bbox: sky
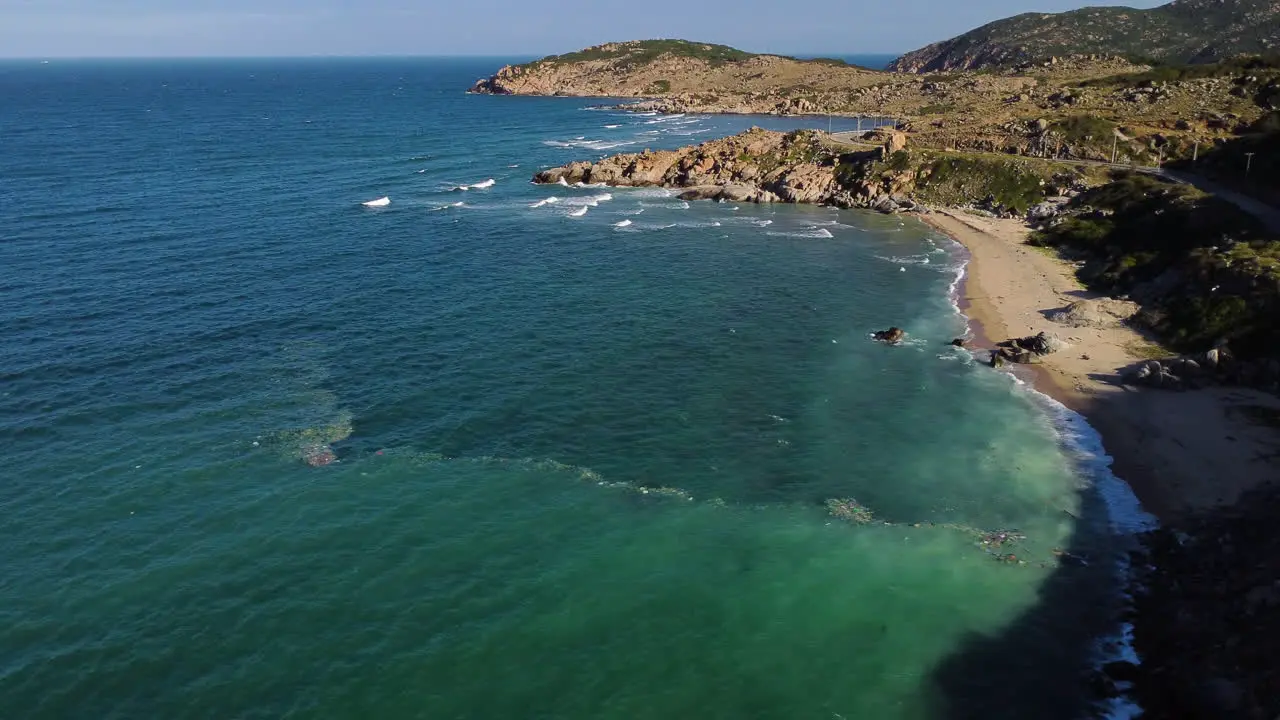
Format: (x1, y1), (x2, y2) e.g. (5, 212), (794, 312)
(1, 0), (1168, 58)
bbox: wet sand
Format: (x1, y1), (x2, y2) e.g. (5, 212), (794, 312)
(923, 209), (1280, 520)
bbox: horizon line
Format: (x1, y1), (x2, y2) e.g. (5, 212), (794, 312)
(0, 50), (904, 62)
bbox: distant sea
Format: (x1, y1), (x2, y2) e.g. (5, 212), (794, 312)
(1, 58), (1146, 719)
(799, 53), (901, 69)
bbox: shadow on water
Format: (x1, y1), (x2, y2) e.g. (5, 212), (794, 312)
(928, 474), (1126, 720)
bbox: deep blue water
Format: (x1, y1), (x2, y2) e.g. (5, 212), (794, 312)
(1, 58), (1140, 719)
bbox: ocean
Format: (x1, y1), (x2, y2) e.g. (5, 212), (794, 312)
(1, 58), (1147, 719)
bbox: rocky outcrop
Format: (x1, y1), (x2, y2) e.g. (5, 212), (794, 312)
(872, 327), (906, 344)
(1046, 299), (1139, 329)
(533, 128), (899, 210)
(533, 127), (1089, 217)
(1122, 346), (1280, 391)
(991, 331), (1067, 365)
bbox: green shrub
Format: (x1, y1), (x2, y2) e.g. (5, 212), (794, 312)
(1033, 174), (1280, 354)
(1052, 115), (1117, 143)
(647, 79), (671, 94)
(537, 40), (756, 69)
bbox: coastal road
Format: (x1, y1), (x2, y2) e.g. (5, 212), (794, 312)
(823, 131), (1280, 233)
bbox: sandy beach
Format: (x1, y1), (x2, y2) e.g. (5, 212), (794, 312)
(923, 209), (1280, 520)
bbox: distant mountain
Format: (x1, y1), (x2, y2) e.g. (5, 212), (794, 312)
(889, 0), (1280, 73)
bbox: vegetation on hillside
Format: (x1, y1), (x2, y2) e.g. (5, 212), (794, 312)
(530, 40), (873, 72)
(889, 0), (1280, 73)
(1030, 173), (1280, 354)
(537, 40), (757, 69)
(1078, 54), (1280, 88)
(1168, 111), (1280, 198)
(833, 148), (1094, 216)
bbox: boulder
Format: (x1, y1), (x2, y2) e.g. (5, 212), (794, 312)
(883, 130), (908, 155)
(872, 195), (900, 214)
(872, 327), (906, 344)
(678, 185), (726, 201)
(1046, 299), (1138, 329)
(717, 183), (759, 203)
(770, 164), (837, 204)
(999, 331), (1066, 356)
(1028, 201), (1062, 222)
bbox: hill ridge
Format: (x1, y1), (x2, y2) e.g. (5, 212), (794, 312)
(889, 0), (1280, 73)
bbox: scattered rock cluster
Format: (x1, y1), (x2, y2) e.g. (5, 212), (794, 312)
(990, 331), (1068, 366)
(1123, 346), (1280, 391)
(1045, 298), (1139, 329)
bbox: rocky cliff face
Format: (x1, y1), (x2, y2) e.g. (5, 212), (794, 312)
(889, 0), (1280, 73)
(532, 128), (852, 205)
(531, 127), (1081, 216)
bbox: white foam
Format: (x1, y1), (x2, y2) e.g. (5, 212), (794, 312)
(619, 188), (673, 199)
(362, 196), (390, 208)
(878, 253), (932, 265)
(430, 201), (464, 211)
(613, 219), (633, 227)
(452, 178), (494, 191)
(568, 206), (588, 217)
(645, 114), (686, 124)
(766, 228), (833, 239)
(545, 138), (640, 151)
(563, 194), (611, 208)
(939, 224), (1155, 715)
(604, 124), (621, 129)
(556, 177), (570, 187)
(530, 197), (560, 208)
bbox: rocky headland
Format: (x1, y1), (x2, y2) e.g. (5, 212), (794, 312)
(472, 40), (1280, 172)
(532, 127), (1097, 216)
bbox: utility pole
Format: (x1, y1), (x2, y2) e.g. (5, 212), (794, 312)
(1111, 134), (1118, 164)
(1192, 141), (1199, 163)
(828, 110), (832, 135)
(856, 116), (861, 133)
(1246, 152), (1256, 176)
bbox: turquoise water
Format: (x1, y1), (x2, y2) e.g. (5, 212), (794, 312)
(2, 59), (1137, 718)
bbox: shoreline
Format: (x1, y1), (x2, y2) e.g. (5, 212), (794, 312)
(470, 91), (896, 121)
(921, 209), (1280, 523)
